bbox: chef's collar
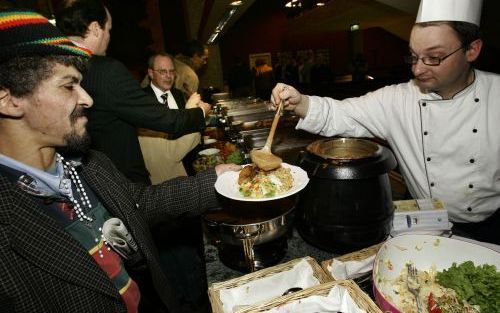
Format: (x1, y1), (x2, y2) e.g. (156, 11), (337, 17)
(425, 69), (477, 101)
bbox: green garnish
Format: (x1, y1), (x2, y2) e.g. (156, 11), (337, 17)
(436, 261), (500, 313)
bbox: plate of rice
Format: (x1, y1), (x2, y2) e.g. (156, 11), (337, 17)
(215, 163), (309, 201)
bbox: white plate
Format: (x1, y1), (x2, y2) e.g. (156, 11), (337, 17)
(215, 163), (309, 202)
(373, 234), (500, 313)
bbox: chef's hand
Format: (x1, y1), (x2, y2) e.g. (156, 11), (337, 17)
(270, 83), (309, 118)
(215, 163), (242, 176)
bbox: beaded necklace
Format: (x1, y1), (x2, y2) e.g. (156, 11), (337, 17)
(56, 153), (109, 258)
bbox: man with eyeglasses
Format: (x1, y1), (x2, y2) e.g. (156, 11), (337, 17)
(56, 0), (210, 184)
(140, 52), (202, 181)
(139, 52), (210, 313)
(145, 53), (189, 111)
(270, 0), (500, 245)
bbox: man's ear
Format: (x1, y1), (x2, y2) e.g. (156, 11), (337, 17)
(88, 21), (102, 38)
(147, 68), (154, 80)
(466, 39), (483, 63)
(0, 89), (24, 117)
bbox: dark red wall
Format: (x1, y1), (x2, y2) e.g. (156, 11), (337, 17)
(220, 0), (289, 70)
(220, 2), (410, 82)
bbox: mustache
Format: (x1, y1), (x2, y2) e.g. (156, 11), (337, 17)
(69, 107), (88, 123)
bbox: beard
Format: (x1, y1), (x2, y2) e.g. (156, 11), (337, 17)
(57, 107), (92, 156)
(60, 129), (91, 155)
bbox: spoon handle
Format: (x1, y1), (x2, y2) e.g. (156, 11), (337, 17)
(263, 100), (284, 150)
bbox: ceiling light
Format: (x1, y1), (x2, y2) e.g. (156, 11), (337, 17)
(207, 32), (220, 44)
(230, 0), (243, 6)
(286, 0), (302, 7)
(207, 6), (239, 44)
(316, 2), (325, 6)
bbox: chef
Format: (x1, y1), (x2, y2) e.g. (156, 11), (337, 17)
(271, 0), (500, 245)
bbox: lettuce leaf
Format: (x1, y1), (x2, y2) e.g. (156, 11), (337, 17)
(436, 261), (500, 313)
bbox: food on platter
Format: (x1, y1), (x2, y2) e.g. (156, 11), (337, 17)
(192, 148), (223, 172)
(225, 149), (245, 165)
(214, 163), (309, 202)
(373, 235), (500, 313)
(237, 164), (293, 198)
(391, 261), (499, 313)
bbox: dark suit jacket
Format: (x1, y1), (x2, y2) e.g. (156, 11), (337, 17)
(82, 56), (205, 184)
(142, 84), (200, 172)
(0, 150), (219, 312)
(143, 85), (187, 109)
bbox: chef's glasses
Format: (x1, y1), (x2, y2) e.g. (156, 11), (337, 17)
(404, 46), (464, 66)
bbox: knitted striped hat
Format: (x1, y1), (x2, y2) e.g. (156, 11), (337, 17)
(0, 9), (91, 62)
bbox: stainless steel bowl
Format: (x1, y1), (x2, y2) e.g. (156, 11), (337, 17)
(204, 197), (296, 246)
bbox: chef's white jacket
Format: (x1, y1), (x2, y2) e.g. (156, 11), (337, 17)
(297, 69), (500, 223)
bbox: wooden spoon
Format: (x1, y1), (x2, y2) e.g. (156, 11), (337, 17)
(250, 100), (284, 171)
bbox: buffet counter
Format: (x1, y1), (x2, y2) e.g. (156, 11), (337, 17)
(202, 96), (403, 290)
(203, 96), (500, 313)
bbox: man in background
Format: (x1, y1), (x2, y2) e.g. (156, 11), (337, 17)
(144, 53), (190, 111)
(253, 58), (276, 100)
(140, 52), (201, 180)
(56, 0), (210, 184)
(139, 52), (210, 313)
(227, 56), (253, 97)
(174, 39), (209, 97)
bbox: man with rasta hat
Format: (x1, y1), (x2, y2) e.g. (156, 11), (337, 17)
(0, 9), (239, 313)
(271, 0), (500, 245)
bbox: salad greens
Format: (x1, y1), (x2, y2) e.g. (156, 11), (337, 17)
(436, 261), (500, 313)
(226, 150), (244, 165)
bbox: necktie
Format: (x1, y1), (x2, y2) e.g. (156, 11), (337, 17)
(161, 93), (169, 107)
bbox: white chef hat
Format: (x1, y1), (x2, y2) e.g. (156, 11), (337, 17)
(416, 0), (483, 26)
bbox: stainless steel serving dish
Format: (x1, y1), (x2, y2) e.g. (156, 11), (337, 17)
(204, 198), (296, 246)
(203, 196), (297, 272)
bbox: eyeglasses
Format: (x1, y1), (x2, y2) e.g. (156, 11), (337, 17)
(152, 69), (176, 75)
(404, 46), (464, 66)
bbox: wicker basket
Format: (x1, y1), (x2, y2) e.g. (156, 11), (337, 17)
(208, 256), (331, 313)
(321, 243), (383, 299)
(321, 243), (383, 279)
(235, 279), (382, 313)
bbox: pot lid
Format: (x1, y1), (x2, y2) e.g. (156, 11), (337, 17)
(300, 138), (397, 179)
(306, 138), (380, 160)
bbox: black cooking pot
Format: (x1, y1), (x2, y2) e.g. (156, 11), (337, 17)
(297, 138), (397, 253)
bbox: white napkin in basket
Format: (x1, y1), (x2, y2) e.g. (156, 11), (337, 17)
(263, 285), (366, 313)
(219, 259), (320, 313)
(327, 255), (375, 280)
